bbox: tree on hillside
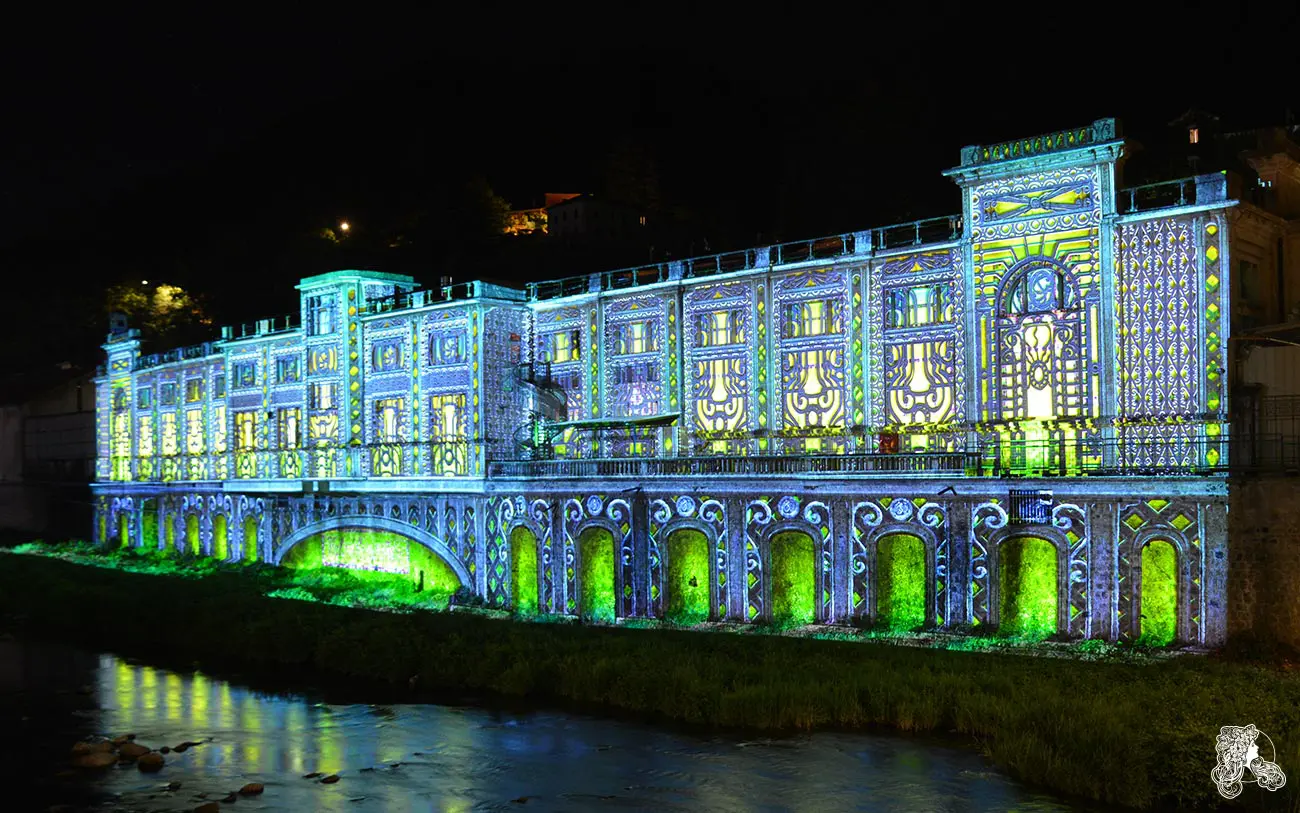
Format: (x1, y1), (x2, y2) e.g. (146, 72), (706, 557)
(105, 281), (213, 347)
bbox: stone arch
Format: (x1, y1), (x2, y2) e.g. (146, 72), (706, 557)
(574, 518), (621, 623)
(761, 519), (822, 626)
(987, 525), (1072, 637)
(272, 516), (472, 587)
(1121, 527), (1193, 645)
(109, 497), (134, 548)
(237, 497), (265, 562)
(867, 523), (939, 630)
(506, 520), (541, 616)
(660, 519), (717, 624)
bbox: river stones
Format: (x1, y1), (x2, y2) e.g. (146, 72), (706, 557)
(195, 803), (220, 813)
(72, 751), (118, 769)
(119, 742), (150, 760)
(303, 771), (322, 779)
(70, 739), (113, 756)
(321, 774), (340, 784)
(239, 782), (264, 795)
(137, 752), (165, 772)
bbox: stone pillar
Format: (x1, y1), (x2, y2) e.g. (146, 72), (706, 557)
(474, 496), (488, 599)
(632, 491), (650, 618)
(550, 498), (565, 615)
(727, 496), (747, 622)
(946, 498), (972, 628)
(1202, 499), (1229, 648)
(1089, 502), (1117, 641)
(831, 498), (851, 624)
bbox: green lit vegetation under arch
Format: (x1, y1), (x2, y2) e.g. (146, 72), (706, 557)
(510, 525), (538, 617)
(1140, 539), (1178, 646)
(242, 516), (258, 562)
(665, 528), (710, 625)
(999, 536), (1058, 639)
(185, 514), (199, 555)
(770, 530), (816, 627)
(877, 533), (926, 631)
(279, 527), (462, 593)
(212, 514), (228, 561)
(578, 526), (617, 623)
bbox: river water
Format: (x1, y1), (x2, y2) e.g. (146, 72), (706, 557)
(0, 637), (1096, 812)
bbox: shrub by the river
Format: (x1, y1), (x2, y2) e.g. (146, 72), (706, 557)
(3, 543), (1300, 810)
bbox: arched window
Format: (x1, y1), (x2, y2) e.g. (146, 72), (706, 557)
(1003, 264), (1076, 316)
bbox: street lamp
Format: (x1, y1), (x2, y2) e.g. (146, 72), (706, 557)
(340, 221), (350, 233)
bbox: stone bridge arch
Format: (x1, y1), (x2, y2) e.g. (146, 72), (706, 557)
(986, 524), (1074, 637)
(272, 515), (472, 588)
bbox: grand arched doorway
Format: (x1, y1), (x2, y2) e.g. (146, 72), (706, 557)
(242, 515), (259, 562)
(185, 513), (200, 556)
(1139, 539), (1178, 646)
(998, 536), (1058, 638)
(665, 528), (710, 625)
(770, 530), (816, 627)
(877, 533), (926, 631)
(577, 526), (616, 623)
(510, 525), (539, 616)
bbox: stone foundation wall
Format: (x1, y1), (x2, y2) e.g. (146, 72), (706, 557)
(1228, 476), (1300, 652)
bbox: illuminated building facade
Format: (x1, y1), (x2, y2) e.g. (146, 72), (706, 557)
(94, 119), (1266, 647)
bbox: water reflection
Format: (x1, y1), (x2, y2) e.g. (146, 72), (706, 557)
(5, 639), (1096, 811)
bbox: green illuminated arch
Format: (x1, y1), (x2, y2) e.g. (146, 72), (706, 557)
(141, 501), (158, 549)
(998, 536), (1058, 638)
(164, 513), (177, 553)
(117, 511), (129, 548)
(279, 526), (462, 592)
(665, 527), (710, 625)
(212, 514), (228, 561)
(578, 525), (617, 623)
(1139, 539), (1178, 646)
(243, 515), (259, 562)
(770, 530), (816, 627)
(510, 524), (539, 616)
(877, 533), (926, 631)
(185, 513), (199, 555)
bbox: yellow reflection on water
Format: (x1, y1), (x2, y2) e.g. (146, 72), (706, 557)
(165, 672), (183, 725)
(140, 666), (157, 717)
(285, 702), (308, 774)
(241, 692), (263, 772)
(191, 672), (208, 729)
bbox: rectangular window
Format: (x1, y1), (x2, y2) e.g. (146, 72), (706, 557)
(185, 378), (204, 403)
(160, 382), (177, 406)
(887, 285), (949, 329)
(275, 355), (301, 384)
(137, 387), (153, 410)
(429, 332), (465, 365)
(305, 294), (337, 336)
(784, 299), (840, 339)
(213, 375), (226, 398)
(372, 339), (403, 372)
(233, 361), (256, 388)
(374, 398), (402, 442)
(310, 382), (337, 410)
(160, 412), (178, 455)
(277, 408), (301, 449)
(696, 310), (744, 347)
(613, 320), (657, 355)
(235, 411), (257, 451)
(428, 394), (465, 439)
(547, 329), (581, 363)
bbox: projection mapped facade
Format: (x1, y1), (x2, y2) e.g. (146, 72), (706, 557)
(93, 119), (1241, 646)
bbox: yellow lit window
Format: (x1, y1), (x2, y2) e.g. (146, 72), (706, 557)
(278, 408), (300, 449)
(375, 398), (401, 442)
(185, 379), (204, 403)
(235, 411), (257, 451)
(1189, 127), (1199, 144)
(549, 330), (580, 363)
(310, 383), (336, 410)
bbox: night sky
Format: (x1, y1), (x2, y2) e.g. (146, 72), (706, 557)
(2, 11), (1298, 372)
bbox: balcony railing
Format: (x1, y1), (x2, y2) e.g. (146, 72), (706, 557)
(489, 451), (981, 479)
(525, 216), (964, 301)
(1119, 173), (1229, 215)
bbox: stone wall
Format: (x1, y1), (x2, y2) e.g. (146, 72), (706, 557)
(1228, 476), (1300, 652)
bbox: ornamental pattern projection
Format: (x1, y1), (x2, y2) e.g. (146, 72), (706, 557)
(869, 248), (966, 450)
(1113, 213), (1229, 469)
(744, 496), (833, 623)
(773, 269), (850, 454)
(850, 497), (949, 624)
(684, 282), (755, 455)
(561, 494), (635, 617)
(490, 496), (556, 612)
(647, 495), (728, 619)
(603, 295), (669, 456)
(1115, 498), (1207, 644)
(970, 500), (1091, 638)
(970, 167), (1105, 472)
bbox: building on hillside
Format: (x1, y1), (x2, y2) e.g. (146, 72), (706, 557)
(90, 118), (1300, 650)
(503, 193), (582, 237)
(546, 194), (646, 243)
(0, 365), (96, 537)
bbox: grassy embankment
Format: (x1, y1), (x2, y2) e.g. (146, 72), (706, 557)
(2, 542), (1299, 811)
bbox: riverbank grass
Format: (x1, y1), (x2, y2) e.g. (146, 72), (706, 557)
(3, 542), (1300, 810)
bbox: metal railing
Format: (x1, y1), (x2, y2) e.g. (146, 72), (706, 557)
(135, 342), (219, 371)
(1119, 173), (1229, 215)
(525, 215), (963, 301)
(983, 434), (1300, 477)
(489, 451), (981, 479)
